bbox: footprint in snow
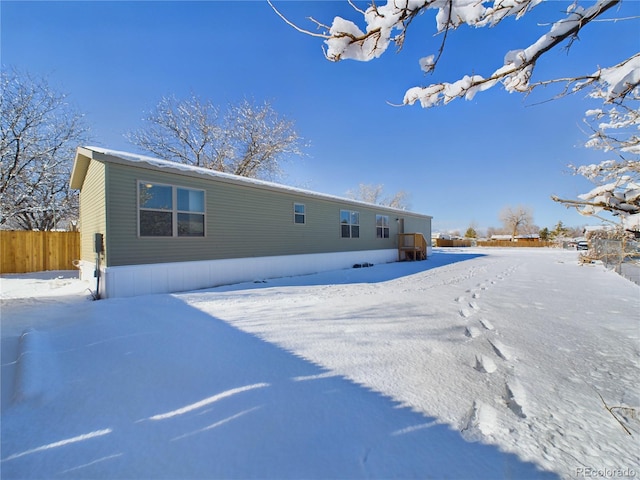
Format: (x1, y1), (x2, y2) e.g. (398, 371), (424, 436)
(460, 308), (472, 318)
(469, 301), (480, 310)
(455, 296), (465, 303)
(489, 339), (514, 361)
(465, 326), (481, 338)
(479, 319), (494, 331)
(461, 401), (502, 441)
(474, 354), (497, 374)
(472, 292), (481, 299)
(504, 379), (527, 419)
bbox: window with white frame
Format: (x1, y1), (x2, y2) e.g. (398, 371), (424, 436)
(139, 181), (205, 237)
(376, 214), (390, 238)
(340, 209), (359, 238)
(294, 203), (306, 224)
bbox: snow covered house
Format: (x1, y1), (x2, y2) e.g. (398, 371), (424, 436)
(70, 147), (432, 298)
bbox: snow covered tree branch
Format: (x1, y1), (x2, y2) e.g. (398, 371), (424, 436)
(0, 68), (89, 230)
(127, 96), (306, 181)
(552, 86), (639, 232)
(270, 1), (639, 232)
(271, 0), (638, 107)
(551, 159), (640, 230)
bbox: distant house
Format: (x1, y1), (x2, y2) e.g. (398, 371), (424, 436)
(432, 233), (451, 241)
(490, 235), (513, 241)
(70, 147), (432, 298)
(583, 225), (614, 235)
(515, 234), (540, 241)
(490, 234), (540, 242)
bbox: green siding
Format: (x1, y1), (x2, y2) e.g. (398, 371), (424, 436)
(403, 216), (432, 243)
(100, 161), (431, 267)
(79, 160), (107, 263)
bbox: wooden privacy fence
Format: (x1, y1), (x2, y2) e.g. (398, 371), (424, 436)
(435, 239), (554, 248)
(477, 240), (553, 248)
(435, 239), (474, 247)
(0, 230), (80, 274)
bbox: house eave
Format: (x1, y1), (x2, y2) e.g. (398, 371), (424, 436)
(69, 147), (96, 190)
(76, 146), (433, 219)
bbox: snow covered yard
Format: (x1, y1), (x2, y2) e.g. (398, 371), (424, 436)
(1, 248), (638, 479)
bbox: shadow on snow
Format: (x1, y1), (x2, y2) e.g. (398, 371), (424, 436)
(204, 250), (487, 293)
(1, 293), (555, 479)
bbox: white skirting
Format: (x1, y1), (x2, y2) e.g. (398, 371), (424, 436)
(78, 249), (399, 299)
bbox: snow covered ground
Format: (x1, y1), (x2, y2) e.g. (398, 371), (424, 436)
(1, 248), (638, 479)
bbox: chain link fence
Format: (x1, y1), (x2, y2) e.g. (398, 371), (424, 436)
(589, 238), (640, 285)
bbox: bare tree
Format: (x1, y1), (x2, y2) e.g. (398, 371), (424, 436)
(127, 95), (306, 181)
(1, 68), (89, 230)
(346, 183), (410, 209)
(270, 0), (637, 108)
(500, 206), (534, 238)
(224, 99), (306, 179)
(126, 95), (226, 170)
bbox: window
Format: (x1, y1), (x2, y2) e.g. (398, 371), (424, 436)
(340, 210), (359, 238)
(177, 187), (205, 236)
(376, 214), (390, 238)
(139, 184), (173, 236)
(294, 203), (306, 224)
(139, 182), (205, 237)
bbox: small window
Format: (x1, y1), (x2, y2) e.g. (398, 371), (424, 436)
(376, 214), (390, 239)
(139, 182), (205, 237)
(340, 209), (359, 238)
(294, 203), (306, 224)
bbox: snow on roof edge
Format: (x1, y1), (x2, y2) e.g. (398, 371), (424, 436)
(83, 146), (432, 218)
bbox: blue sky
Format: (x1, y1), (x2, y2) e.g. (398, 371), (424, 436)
(2, 1), (639, 234)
